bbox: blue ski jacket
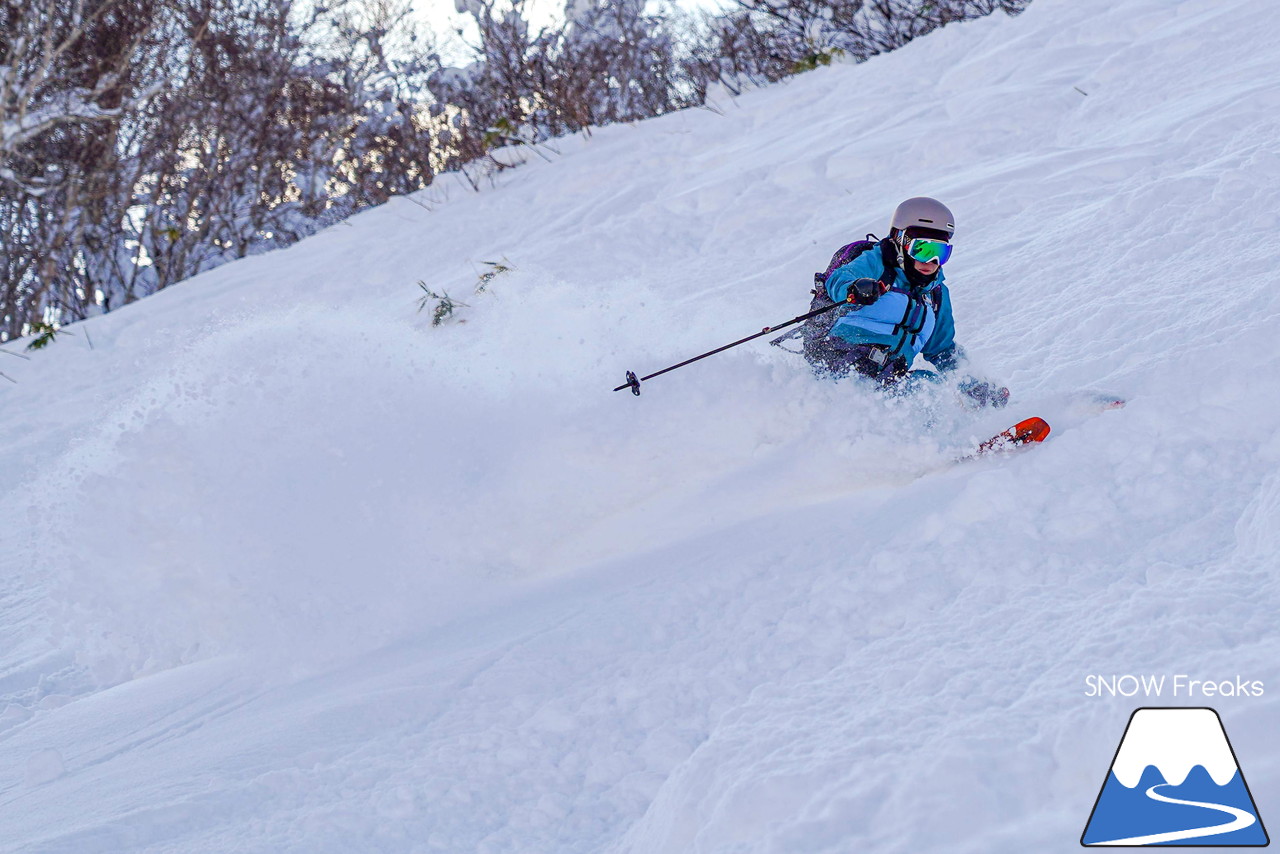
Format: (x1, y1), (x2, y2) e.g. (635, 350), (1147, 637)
(824, 247), (958, 369)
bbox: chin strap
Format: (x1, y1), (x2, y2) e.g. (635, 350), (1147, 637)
(885, 230), (906, 270)
(880, 235), (902, 275)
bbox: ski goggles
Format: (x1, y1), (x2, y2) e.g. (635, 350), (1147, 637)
(905, 237), (952, 266)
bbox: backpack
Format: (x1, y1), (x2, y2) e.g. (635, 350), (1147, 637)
(798, 235), (891, 362)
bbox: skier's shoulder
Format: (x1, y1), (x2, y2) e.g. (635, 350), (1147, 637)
(833, 243), (884, 278)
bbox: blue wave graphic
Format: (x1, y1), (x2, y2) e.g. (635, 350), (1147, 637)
(1083, 764), (1268, 846)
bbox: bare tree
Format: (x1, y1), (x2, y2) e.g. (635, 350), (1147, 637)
(0, 0), (164, 338)
(0, 0), (1031, 344)
(2, 0), (445, 339)
(684, 0), (1029, 90)
(0, 0), (159, 190)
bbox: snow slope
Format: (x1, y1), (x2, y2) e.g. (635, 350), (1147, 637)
(3, 0), (1280, 850)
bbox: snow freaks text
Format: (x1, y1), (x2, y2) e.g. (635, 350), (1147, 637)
(1084, 675), (1265, 699)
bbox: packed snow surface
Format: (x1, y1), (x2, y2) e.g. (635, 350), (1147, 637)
(3, 0), (1280, 850)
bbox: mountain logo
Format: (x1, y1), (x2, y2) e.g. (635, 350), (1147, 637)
(1082, 707), (1269, 847)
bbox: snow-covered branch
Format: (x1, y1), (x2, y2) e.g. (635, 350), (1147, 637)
(0, 0), (160, 188)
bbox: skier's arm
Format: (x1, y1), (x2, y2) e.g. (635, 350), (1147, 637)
(824, 252), (881, 304)
(922, 286), (960, 372)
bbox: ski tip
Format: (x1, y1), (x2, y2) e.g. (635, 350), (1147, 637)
(969, 416), (1052, 458)
(1013, 416), (1052, 444)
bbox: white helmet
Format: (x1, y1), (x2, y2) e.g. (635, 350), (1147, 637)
(890, 197), (955, 241)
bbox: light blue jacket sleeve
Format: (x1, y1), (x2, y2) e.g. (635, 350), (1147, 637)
(824, 250), (884, 304)
(922, 285), (959, 371)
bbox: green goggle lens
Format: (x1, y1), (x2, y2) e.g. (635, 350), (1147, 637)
(906, 238), (952, 265)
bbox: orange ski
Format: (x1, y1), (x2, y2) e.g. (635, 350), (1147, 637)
(973, 416), (1051, 456)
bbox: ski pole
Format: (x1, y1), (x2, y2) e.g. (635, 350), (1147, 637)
(614, 298), (850, 395)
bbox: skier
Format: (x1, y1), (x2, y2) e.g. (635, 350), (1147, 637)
(808, 197), (1008, 407)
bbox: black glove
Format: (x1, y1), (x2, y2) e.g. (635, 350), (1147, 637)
(847, 277), (884, 306)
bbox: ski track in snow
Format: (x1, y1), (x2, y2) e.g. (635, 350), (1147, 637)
(3, 0), (1280, 850)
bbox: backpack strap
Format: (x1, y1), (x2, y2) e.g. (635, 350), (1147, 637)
(884, 283), (944, 356)
(874, 236), (898, 295)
